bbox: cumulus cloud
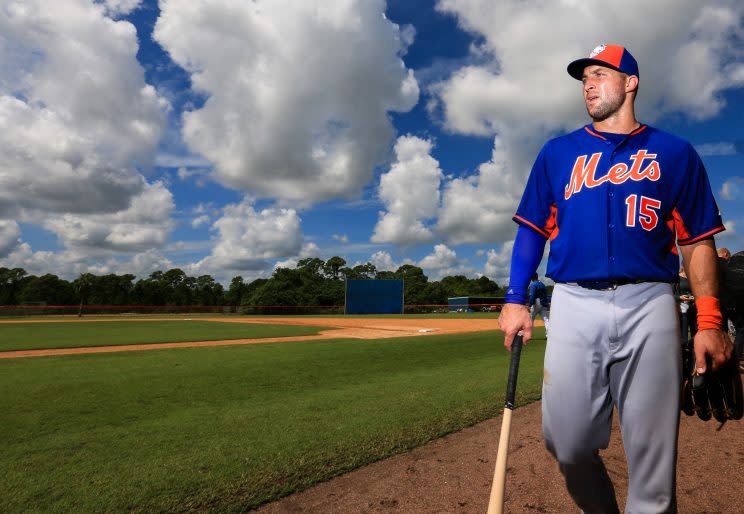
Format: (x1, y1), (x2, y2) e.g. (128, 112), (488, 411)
(437, 135), (524, 244)
(0, 1), (169, 217)
(417, 243), (472, 280)
(430, 0), (744, 244)
(41, 182), (175, 253)
(273, 243), (322, 270)
(192, 215), (210, 229)
(0, 243), (172, 280)
(370, 250), (397, 272)
(720, 178), (744, 200)
(372, 135), (443, 245)
(154, 0), (419, 203)
(0, 0), (173, 271)
(101, 0), (142, 16)
(696, 142), (738, 156)
(483, 239), (550, 286)
(483, 243), (514, 286)
(0, 220), (21, 257)
(189, 198), (305, 275)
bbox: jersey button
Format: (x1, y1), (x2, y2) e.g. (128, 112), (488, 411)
(609, 224), (615, 228)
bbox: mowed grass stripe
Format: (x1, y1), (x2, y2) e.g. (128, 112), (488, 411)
(0, 329), (546, 513)
(0, 320), (331, 352)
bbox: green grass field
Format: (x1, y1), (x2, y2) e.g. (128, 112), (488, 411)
(0, 320), (332, 351)
(0, 323), (546, 512)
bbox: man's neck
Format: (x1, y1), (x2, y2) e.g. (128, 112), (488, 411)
(591, 104), (639, 134)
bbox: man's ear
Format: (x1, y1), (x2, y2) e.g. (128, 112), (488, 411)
(626, 75), (639, 94)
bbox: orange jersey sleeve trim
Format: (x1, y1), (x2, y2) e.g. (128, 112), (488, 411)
(677, 225), (725, 246)
(513, 215), (550, 239)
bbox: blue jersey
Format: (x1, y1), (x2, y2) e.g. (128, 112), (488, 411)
(529, 280), (549, 306)
(514, 124), (724, 283)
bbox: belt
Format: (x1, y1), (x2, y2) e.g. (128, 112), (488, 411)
(572, 279), (647, 290)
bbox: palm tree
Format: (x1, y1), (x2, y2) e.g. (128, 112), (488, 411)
(73, 273), (95, 317)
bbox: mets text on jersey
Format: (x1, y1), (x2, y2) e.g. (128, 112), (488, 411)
(564, 150), (660, 200)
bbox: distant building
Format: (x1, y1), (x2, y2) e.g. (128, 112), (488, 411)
(447, 296), (505, 313)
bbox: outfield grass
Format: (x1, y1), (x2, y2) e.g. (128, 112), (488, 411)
(0, 320), (332, 351)
(0, 328), (545, 512)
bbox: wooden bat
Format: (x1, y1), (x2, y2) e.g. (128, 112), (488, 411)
(487, 334), (524, 514)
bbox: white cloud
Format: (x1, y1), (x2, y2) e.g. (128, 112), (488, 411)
(0, 0), (173, 267)
(723, 220), (736, 235)
(370, 250), (396, 272)
(417, 243), (472, 280)
(436, 135), (524, 244)
(0, 243), (176, 280)
(0, 1), (169, 215)
(332, 234), (349, 244)
(189, 198), (305, 275)
(0, 220), (21, 257)
(191, 215), (210, 229)
(484, 243), (514, 286)
(101, 0), (142, 16)
(720, 178), (744, 200)
(273, 242), (322, 270)
(696, 142), (738, 156)
(41, 182), (175, 253)
(154, 0), (419, 203)
(430, 0), (744, 244)
(372, 135), (443, 245)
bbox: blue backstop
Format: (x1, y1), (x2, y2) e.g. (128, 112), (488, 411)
(345, 279), (404, 314)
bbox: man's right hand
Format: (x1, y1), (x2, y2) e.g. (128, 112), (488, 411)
(498, 303), (533, 351)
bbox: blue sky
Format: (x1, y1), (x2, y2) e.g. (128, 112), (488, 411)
(1, 0), (743, 285)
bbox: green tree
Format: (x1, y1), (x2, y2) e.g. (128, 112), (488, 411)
(394, 265), (428, 305)
(226, 276), (246, 306)
(73, 273), (95, 317)
(0, 267), (28, 304)
(323, 256), (346, 280)
(18, 274), (75, 305)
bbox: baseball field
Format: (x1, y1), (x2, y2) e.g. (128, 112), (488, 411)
(0, 314), (547, 512)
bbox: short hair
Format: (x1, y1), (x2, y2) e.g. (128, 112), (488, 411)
(531, 273), (538, 281)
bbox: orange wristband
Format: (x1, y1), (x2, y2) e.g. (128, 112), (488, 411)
(695, 296), (722, 331)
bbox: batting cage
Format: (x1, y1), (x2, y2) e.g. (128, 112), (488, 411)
(344, 279), (404, 314)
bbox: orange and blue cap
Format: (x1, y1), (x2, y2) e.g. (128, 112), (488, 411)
(567, 44), (639, 80)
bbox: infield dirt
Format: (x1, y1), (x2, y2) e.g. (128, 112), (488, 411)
(0, 316), (515, 358)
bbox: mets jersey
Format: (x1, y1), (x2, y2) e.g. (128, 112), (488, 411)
(529, 280), (549, 307)
(514, 124), (724, 283)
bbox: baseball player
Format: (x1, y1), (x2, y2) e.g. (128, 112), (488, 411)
(498, 44), (733, 513)
(528, 273), (550, 335)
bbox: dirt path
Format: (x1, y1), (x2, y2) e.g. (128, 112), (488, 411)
(255, 399), (744, 514)
(0, 317), (511, 359)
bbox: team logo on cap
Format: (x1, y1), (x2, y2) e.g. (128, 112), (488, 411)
(589, 44), (606, 57)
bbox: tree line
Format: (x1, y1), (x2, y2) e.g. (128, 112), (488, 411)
(0, 257), (502, 310)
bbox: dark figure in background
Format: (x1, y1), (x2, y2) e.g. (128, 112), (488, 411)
(678, 267), (696, 344)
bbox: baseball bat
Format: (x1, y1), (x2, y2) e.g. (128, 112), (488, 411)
(487, 334), (524, 514)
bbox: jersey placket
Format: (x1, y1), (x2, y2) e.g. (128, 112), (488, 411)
(605, 135), (632, 278)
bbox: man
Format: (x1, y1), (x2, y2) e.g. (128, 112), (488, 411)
(498, 44), (732, 513)
(716, 247), (736, 339)
(528, 273), (550, 336)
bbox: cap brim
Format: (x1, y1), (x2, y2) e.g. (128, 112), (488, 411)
(567, 58), (624, 80)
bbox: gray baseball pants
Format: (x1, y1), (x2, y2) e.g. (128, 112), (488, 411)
(542, 282), (680, 514)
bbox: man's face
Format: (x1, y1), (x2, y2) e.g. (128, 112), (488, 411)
(581, 65), (629, 121)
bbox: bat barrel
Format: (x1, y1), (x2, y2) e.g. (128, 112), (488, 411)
(487, 334), (524, 514)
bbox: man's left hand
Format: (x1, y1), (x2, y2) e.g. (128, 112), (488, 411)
(693, 328), (733, 374)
